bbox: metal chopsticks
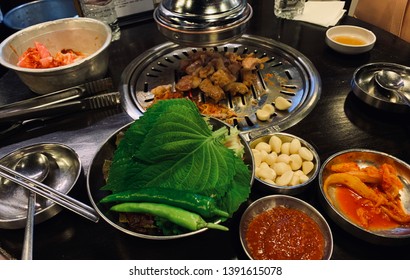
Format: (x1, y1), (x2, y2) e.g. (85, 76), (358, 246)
(0, 164), (99, 223)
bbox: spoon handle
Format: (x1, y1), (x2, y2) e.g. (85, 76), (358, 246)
(21, 192), (36, 260)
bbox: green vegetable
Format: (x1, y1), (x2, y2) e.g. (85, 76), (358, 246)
(102, 99), (251, 215)
(110, 202), (229, 232)
(101, 99), (251, 233)
(100, 187), (230, 218)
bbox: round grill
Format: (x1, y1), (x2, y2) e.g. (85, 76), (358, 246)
(120, 34), (321, 136)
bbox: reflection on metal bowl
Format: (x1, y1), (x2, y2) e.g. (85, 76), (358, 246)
(319, 149), (410, 245)
(3, 0), (78, 30)
(0, 18), (111, 94)
(87, 118), (254, 240)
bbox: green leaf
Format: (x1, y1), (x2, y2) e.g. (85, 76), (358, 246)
(102, 98), (251, 216)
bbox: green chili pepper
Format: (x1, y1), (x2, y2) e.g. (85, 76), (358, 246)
(110, 202), (229, 232)
(100, 187), (229, 218)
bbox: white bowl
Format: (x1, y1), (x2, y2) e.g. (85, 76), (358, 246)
(0, 18), (112, 94)
(326, 25), (376, 55)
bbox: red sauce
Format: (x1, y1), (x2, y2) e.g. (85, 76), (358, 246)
(335, 186), (399, 230)
(246, 207), (325, 260)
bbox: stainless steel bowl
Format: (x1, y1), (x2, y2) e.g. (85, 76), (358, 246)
(3, 0), (78, 30)
(351, 62), (410, 113)
(319, 149), (410, 245)
(249, 132), (320, 195)
(239, 195), (333, 260)
(0, 143), (82, 229)
(153, 0), (253, 46)
(87, 118), (254, 240)
(0, 17), (112, 94)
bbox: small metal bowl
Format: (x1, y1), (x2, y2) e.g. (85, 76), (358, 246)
(249, 132), (320, 195)
(3, 0), (78, 30)
(87, 118), (254, 240)
(351, 62), (410, 113)
(239, 195), (333, 260)
(0, 143), (82, 229)
(326, 25), (376, 55)
(0, 17), (111, 94)
(318, 149), (410, 245)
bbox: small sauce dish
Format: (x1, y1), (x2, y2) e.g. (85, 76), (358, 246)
(326, 25), (376, 54)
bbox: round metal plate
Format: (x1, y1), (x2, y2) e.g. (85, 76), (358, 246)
(120, 34), (321, 135)
(87, 118), (254, 240)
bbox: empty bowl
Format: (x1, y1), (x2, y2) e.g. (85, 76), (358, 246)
(326, 25), (376, 54)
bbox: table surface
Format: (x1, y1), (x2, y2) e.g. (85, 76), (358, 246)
(1, 1), (410, 260)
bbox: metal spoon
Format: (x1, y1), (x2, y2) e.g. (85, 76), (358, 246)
(15, 153), (50, 260)
(374, 70), (410, 107)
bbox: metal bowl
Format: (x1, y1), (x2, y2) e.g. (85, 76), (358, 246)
(3, 0), (78, 30)
(0, 17), (111, 94)
(249, 132), (320, 195)
(239, 195), (333, 260)
(318, 149), (410, 245)
(351, 62), (410, 113)
(153, 0), (253, 46)
(0, 143), (82, 229)
(325, 25), (376, 55)
(87, 118), (254, 240)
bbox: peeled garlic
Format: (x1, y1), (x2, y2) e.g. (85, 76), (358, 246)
(255, 142), (271, 153)
(256, 109), (270, 121)
(275, 96), (292, 110)
(269, 135), (282, 154)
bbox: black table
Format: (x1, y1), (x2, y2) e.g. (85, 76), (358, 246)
(1, 1), (410, 260)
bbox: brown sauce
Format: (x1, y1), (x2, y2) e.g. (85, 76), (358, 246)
(335, 186), (399, 230)
(332, 35), (366, 45)
(246, 206), (325, 260)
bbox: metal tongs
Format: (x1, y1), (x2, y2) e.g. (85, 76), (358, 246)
(0, 163), (100, 223)
(0, 77), (120, 123)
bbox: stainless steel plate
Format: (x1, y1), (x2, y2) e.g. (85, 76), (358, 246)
(351, 62), (410, 113)
(319, 149), (410, 245)
(87, 118), (254, 240)
(0, 143), (81, 229)
(120, 34), (321, 134)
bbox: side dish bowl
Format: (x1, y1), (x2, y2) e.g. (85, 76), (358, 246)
(326, 25), (376, 55)
(249, 132), (320, 195)
(239, 195), (333, 260)
(0, 17), (111, 94)
(319, 149), (410, 245)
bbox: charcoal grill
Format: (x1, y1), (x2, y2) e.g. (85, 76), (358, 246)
(120, 34), (321, 137)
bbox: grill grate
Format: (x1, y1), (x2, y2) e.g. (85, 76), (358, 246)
(120, 34), (321, 135)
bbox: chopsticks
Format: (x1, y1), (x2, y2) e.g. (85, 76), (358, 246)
(0, 164), (100, 223)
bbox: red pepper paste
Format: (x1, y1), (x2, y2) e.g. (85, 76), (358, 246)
(246, 206), (325, 260)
